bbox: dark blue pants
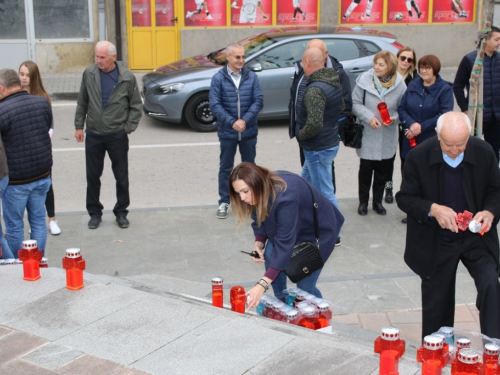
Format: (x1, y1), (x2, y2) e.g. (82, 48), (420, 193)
(483, 116), (500, 164)
(218, 137), (257, 205)
(85, 131), (129, 218)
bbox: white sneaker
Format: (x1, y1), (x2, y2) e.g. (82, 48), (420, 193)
(206, 14), (213, 20)
(216, 203), (230, 219)
(186, 11), (193, 18)
(49, 220), (61, 235)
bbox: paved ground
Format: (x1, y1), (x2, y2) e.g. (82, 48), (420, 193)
(0, 67), (486, 374)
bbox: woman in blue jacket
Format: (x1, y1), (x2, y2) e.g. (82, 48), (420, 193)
(398, 55), (454, 164)
(229, 162), (344, 309)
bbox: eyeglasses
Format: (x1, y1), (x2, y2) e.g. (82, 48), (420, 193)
(399, 55), (414, 64)
(419, 66), (432, 71)
(232, 55), (246, 60)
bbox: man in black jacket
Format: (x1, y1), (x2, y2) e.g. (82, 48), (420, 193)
(453, 26), (500, 162)
(0, 69), (52, 259)
(396, 111), (500, 341)
(289, 39), (352, 199)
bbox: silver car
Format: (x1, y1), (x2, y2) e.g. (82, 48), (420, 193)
(142, 27), (403, 132)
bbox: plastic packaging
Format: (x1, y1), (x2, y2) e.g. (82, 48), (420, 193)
(18, 240), (42, 281)
(62, 248), (86, 290)
(377, 102), (392, 124)
(417, 335), (447, 374)
(451, 348), (482, 374)
(230, 286), (246, 313)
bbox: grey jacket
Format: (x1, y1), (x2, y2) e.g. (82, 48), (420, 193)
(74, 63), (142, 135)
(352, 68), (406, 160)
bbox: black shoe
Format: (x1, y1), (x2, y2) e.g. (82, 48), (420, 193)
(88, 216), (102, 229)
(373, 203), (387, 215)
(358, 203), (368, 216)
(335, 237), (341, 247)
(116, 215), (129, 228)
(384, 188), (394, 204)
(408, 10), (413, 17)
(401, 218), (408, 224)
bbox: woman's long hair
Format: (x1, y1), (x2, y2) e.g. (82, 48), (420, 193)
(19, 60), (51, 105)
(229, 163), (287, 227)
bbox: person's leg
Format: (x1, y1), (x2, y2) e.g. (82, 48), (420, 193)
(302, 147), (339, 210)
(483, 117), (500, 164)
(365, 0), (373, 16)
(45, 183), (55, 218)
(385, 153), (396, 203)
(293, 8), (298, 18)
(3, 184), (31, 258)
(461, 237), (500, 339)
(263, 241), (288, 299)
(299, 147), (305, 167)
(105, 131), (130, 217)
(297, 268), (323, 298)
(358, 158), (373, 204)
(344, 0), (359, 17)
(26, 177), (51, 256)
(238, 137), (257, 164)
(85, 134), (106, 218)
(218, 139), (238, 205)
(373, 158), (392, 204)
(331, 160), (336, 194)
(0, 176), (13, 259)
(421, 239), (461, 338)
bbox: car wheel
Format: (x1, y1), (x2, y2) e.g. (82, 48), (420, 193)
(185, 92), (217, 132)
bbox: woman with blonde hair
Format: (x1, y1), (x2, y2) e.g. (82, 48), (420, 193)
(19, 61), (61, 235)
(229, 162), (343, 308)
(352, 50), (406, 216)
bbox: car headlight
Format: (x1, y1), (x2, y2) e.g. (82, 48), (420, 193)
(159, 83), (184, 94)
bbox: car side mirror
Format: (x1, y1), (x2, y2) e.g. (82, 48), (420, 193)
(246, 61), (263, 72)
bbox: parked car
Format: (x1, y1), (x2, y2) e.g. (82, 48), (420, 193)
(142, 26), (403, 132)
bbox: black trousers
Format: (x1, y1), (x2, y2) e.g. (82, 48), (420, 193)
(358, 158), (393, 204)
(483, 116), (500, 164)
(85, 131), (130, 218)
(421, 234), (500, 340)
(300, 147), (336, 194)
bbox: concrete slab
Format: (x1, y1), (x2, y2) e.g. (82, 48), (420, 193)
(21, 343), (83, 370)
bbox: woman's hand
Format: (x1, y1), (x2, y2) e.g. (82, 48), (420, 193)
(252, 241), (265, 263)
(405, 129), (415, 139)
(409, 122), (422, 136)
(381, 117), (394, 126)
(246, 284), (266, 309)
(369, 116), (382, 130)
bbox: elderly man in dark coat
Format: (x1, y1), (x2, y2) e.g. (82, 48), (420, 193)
(396, 111), (500, 341)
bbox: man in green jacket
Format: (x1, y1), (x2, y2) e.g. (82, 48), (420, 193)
(74, 41), (142, 229)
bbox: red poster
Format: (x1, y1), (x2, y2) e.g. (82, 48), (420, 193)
(156, 0), (175, 26)
(387, 0), (429, 24)
(276, 0), (318, 25)
(230, 0), (272, 26)
(340, 0), (384, 24)
(184, 0), (227, 26)
(432, 0), (474, 22)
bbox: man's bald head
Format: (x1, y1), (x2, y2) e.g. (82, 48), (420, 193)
(302, 47), (325, 77)
(436, 112), (471, 160)
(307, 39), (328, 63)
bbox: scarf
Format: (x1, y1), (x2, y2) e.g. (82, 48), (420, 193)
(373, 73), (396, 96)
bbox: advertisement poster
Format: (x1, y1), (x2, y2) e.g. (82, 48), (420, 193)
(432, 0), (474, 22)
(230, 0), (273, 26)
(156, 0), (175, 26)
(387, 0), (429, 24)
(340, 0), (384, 24)
(184, 0), (227, 26)
(276, 0), (318, 25)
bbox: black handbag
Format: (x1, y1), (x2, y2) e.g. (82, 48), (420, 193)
(342, 90), (365, 149)
(343, 115), (364, 149)
(284, 177), (324, 283)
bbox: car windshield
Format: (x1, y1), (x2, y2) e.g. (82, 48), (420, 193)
(209, 34), (277, 65)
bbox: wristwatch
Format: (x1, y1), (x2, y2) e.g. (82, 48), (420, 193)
(256, 279), (269, 292)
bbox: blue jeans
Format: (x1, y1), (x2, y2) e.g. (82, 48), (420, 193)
(218, 137), (257, 205)
(264, 241), (323, 299)
(3, 177), (51, 258)
(0, 176), (13, 259)
(301, 146), (340, 210)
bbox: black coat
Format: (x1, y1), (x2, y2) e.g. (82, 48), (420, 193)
(396, 136), (500, 279)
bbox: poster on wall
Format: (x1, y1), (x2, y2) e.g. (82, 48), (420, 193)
(432, 0), (474, 22)
(230, 0), (273, 26)
(276, 0), (318, 25)
(156, 0), (175, 26)
(387, 0), (429, 24)
(340, 0), (383, 24)
(184, 0), (227, 26)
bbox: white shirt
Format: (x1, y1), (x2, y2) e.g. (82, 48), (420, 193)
(227, 65), (241, 88)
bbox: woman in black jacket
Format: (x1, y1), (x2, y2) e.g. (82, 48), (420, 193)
(384, 47), (420, 205)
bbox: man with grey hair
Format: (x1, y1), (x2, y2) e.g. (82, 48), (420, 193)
(75, 40), (142, 229)
(209, 42), (263, 218)
(396, 111), (500, 341)
(0, 69), (52, 259)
